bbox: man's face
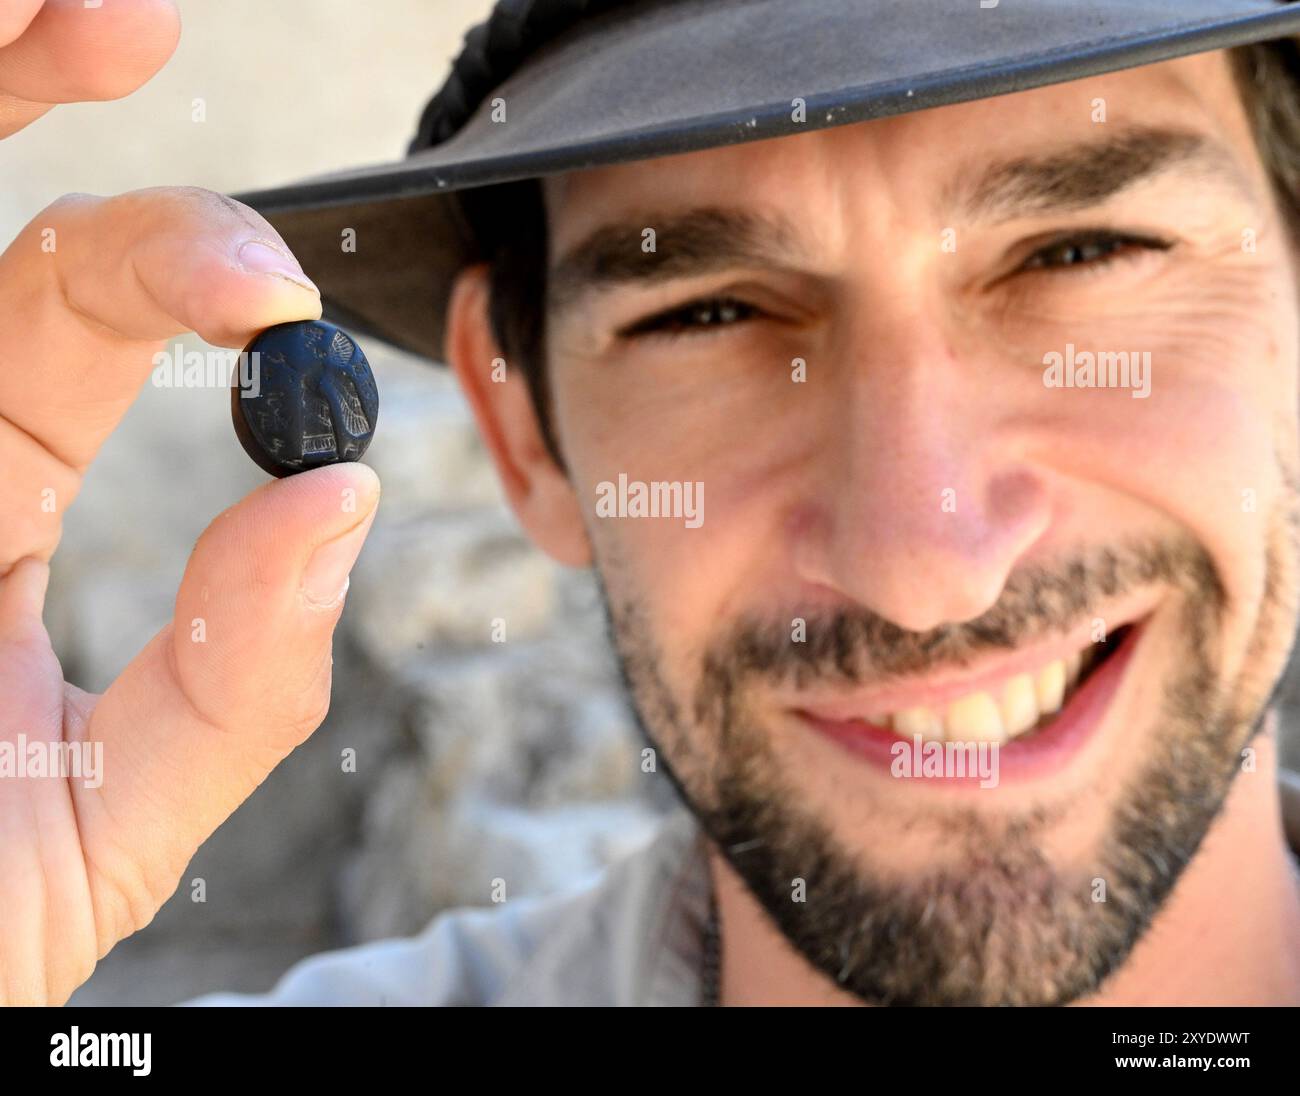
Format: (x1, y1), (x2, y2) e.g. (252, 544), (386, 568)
(514, 51), (1300, 1004)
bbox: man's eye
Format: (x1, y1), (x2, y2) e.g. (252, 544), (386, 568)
(620, 296), (760, 339)
(1018, 230), (1172, 274)
(618, 232), (1168, 340)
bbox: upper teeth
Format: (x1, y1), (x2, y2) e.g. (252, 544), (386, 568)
(884, 650), (1090, 746)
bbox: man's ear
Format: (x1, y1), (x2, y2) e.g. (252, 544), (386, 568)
(445, 262), (593, 567)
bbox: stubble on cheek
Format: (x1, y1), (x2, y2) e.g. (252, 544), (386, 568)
(1227, 437), (1300, 731)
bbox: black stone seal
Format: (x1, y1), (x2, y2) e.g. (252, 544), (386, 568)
(231, 319), (379, 478)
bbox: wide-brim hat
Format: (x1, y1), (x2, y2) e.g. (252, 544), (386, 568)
(232, 0), (1300, 365)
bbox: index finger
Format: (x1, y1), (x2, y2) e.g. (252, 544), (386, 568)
(0, 186), (321, 475)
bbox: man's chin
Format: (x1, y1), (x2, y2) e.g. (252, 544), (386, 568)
(702, 726), (1256, 1005)
(687, 643), (1251, 1005)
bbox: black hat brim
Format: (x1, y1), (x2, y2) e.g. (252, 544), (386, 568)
(232, 0), (1300, 364)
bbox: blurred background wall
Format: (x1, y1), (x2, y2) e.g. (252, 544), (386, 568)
(0, 0), (1296, 1005)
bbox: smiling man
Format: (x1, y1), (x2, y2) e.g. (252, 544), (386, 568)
(441, 44), (1300, 1007)
(220, 0), (1300, 1008)
(4, 0), (1300, 1012)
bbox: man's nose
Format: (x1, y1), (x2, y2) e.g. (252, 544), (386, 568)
(795, 318), (1053, 634)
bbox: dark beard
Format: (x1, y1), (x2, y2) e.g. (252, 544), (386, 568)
(596, 531), (1289, 1006)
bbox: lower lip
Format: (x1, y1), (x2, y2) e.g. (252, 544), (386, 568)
(794, 622), (1145, 785)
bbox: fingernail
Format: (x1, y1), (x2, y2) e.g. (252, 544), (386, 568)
(302, 509), (376, 608)
(236, 238), (319, 295)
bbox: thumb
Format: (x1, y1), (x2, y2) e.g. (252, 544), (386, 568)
(77, 463), (380, 931)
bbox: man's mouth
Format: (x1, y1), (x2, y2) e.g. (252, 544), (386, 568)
(790, 618), (1147, 781)
(879, 627), (1131, 747)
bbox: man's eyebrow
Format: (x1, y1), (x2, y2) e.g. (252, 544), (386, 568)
(546, 205), (806, 318)
(545, 128), (1257, 316)
(952, 125), (1258, 223)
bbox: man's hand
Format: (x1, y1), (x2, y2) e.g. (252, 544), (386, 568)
(0, 0), (383, 1008)
(1, 0), (181, 139)
(0, 186), (382, 1006)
